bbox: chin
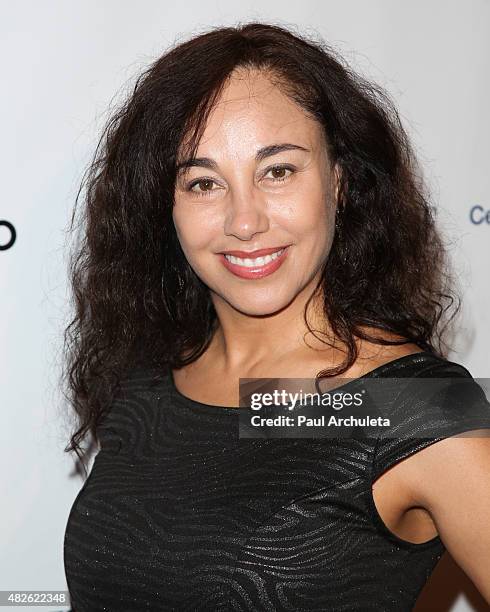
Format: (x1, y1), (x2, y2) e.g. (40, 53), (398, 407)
(223, 290), (297, 317)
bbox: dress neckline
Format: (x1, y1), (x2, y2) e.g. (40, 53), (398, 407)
(168, 350), (438, 412)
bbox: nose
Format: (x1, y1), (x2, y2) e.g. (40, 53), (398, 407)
(223, 185), (270, 241)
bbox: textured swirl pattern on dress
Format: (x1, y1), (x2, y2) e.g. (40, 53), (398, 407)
(63, 352), (490, 611)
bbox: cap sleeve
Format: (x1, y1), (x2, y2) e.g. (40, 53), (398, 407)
(371, 367), (490, 482)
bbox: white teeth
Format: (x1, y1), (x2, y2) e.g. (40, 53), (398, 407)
(224, 248), (285, 267)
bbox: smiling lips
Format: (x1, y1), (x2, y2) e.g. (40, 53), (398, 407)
(218, 245), (290, 279)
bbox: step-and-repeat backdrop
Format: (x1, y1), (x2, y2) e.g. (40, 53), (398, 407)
(1, 2), (488, 610)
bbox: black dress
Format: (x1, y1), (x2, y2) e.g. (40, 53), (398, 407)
(63, 351), (490, 611)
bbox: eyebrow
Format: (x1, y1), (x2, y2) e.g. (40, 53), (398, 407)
(176, 143), (310, 173)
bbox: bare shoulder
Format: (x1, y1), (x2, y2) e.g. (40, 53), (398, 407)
(397, 430), (490, 600)
(350, 326), (425, 376)
(398, 430), (490, 508)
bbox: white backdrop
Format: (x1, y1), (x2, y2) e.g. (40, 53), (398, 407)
(1, 1), (489, 610)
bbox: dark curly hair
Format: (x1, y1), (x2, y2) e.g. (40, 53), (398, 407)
(62, 21), (461, 476)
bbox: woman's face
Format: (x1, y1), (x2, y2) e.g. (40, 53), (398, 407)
(173, 68), (339, 317)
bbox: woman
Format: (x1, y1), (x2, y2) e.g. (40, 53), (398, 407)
(62, 22), (490, 611)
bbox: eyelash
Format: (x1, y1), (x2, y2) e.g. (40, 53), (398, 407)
(185, 165), (295, 198)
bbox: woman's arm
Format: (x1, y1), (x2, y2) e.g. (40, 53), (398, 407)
(402, 429), (490, 603)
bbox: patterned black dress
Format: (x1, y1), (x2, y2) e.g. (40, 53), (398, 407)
(64, 352), (490, 611)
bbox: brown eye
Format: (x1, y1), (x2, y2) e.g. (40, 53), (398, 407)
(192, 179), (215, 192)
(186, 178), (219, 198)
(264, 165), (294, 182)
(271, 167), (287, 179)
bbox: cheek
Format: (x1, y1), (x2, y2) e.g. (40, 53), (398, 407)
(285, 189), (336, 264)
(172, 207), (217, 254)
(286, 187), (332, 240)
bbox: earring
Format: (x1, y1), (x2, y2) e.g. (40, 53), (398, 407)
(176, 272), (185, 295)
(335, 204), (347, 265)
(160, 271), (185, 316)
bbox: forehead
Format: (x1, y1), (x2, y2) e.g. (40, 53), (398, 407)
(188, 68), (323, 157)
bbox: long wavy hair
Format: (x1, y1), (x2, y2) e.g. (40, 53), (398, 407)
(62, 21), (461, 475)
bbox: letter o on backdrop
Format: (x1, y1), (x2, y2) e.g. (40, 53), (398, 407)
(469, 205), (490, 224)
(0, 220), (16, 250)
